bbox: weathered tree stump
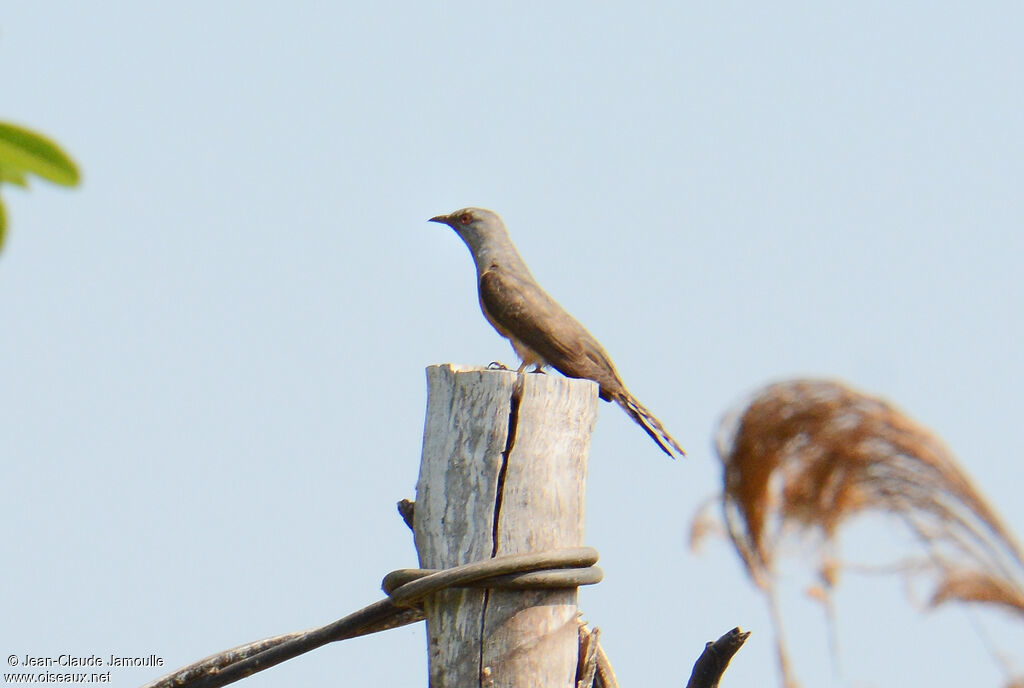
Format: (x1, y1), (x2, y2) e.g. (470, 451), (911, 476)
(413, 364), (599, 688)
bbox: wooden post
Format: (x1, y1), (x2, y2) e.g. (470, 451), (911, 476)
(413, 364), (599, 688)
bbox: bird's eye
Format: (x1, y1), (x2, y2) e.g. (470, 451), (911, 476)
(459, 213), (472, 224)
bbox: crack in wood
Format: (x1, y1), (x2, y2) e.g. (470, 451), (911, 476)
(479, 375), (524, 685)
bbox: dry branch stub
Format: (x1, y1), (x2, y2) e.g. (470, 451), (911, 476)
(414, 364), (599, 688)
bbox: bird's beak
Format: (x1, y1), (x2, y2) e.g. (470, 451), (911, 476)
(428, 214), (450, 225)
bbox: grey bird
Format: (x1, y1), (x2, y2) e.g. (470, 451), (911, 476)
(429, 207), (685, 458)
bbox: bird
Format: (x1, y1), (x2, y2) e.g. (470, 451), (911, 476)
(429, 207), (685, 458)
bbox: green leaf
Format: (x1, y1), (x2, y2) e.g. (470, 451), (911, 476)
(0, 196), (6, 254)
(0, 165), (30, 187)
(0, 122), (80, 187)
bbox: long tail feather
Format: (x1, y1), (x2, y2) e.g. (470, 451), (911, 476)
(614, 392), (686, 458)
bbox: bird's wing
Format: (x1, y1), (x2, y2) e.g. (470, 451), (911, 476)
(479, 264), (587, 364)
(479, 265), (625, 399)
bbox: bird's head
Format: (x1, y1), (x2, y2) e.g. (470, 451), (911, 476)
(429, 207), (505, 246)
(429, 207), (517, 274)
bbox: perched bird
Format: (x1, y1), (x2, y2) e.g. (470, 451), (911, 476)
(429, 207), (685, 458)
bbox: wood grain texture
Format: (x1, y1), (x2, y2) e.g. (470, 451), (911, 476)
(414, 364), (598, 688)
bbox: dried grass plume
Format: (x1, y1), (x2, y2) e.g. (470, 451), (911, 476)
(697, 378), (1024, 686)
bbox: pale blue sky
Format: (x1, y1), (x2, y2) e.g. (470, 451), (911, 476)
(2, 3), (1022, 686)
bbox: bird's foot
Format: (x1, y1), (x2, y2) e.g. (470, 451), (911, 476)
(487, 361), (510, 371)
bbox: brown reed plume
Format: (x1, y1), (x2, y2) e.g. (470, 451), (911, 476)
(697, 378), (1024, 686)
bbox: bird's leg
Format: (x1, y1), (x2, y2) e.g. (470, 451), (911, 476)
(516, 358), (548, 372)
(515, 361), (546, 374)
